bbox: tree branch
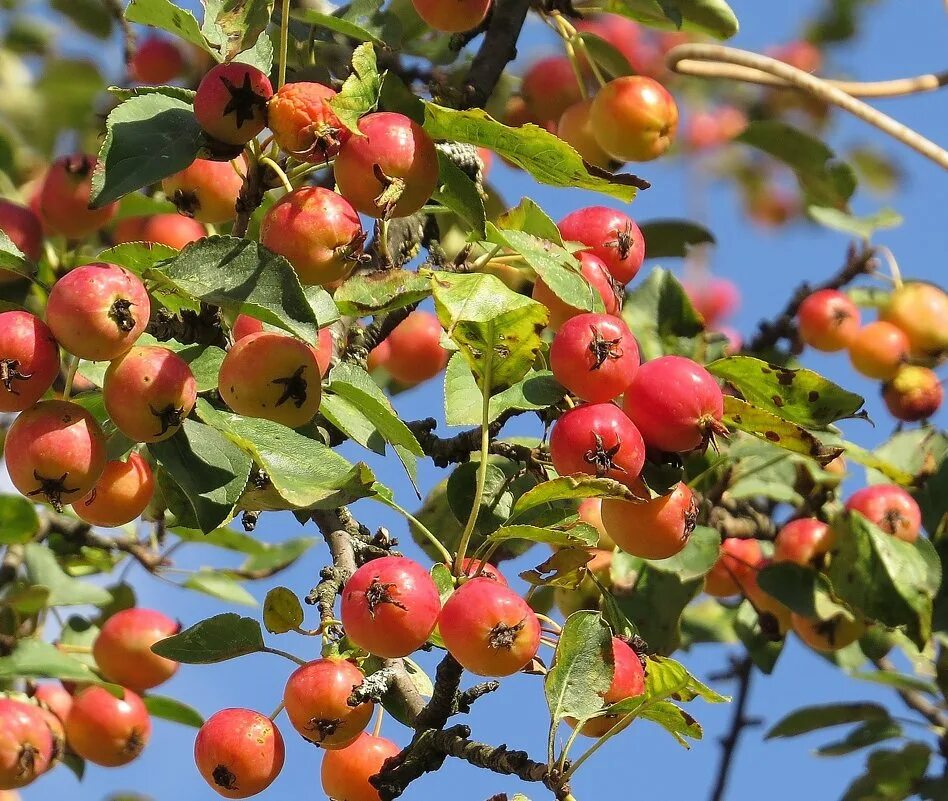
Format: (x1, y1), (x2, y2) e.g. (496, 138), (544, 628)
(103, 0), (136, 67)
(708, 655), (759, 801)
(461, 0), (534, 108)
(874, 656), (948, 730)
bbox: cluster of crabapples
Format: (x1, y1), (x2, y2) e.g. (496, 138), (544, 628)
(0, 607), (178, 790)
(796, 281), (947, 421)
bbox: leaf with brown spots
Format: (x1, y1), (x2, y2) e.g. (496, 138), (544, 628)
(722, 397), (843, 465)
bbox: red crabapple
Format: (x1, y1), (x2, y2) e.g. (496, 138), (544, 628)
(623, 355), (725, 453)
(321, 732), (399, 801)
(4, 400), (106, 510)
(113, 216), (147, 243)
(773, 518), (835, 567)
(704, 537), (762, 597)
(568, 637), (645, 737)
(846, 484), (921, 543)
(557, 100), (618, 170)
(334, 112), (439, 218)
(590, 76), (679, 162)
(532, 252), (620, 331)
(341, 556), (441, 658)
(195, 709), (285, 799)
(452, 558), (507, 585)
(283, 659), (373, 749)
(268, 81), (349, 161)
(383, 311), (449, 385)
(848, 321), (909, 380)
(36, 705), (64, 767)
(797, 289), (860, 352)
(218, 331), (322, 428)
(411, 0), (490, 33)
(261, 187), (365, 286)
(65, 686), (151, 767)
(0, 698), (54, 790)
(73, 452), (155, 527)
(438, 577), (541, 676)
(46, 262), (150, 361)
(92, 607), (179, 691)
(366, 339), (391, 373)
(521, 57), (584, 126)
(0, 199), (43, 263)
(549, 403), (645, 488)
(0, 311), (59, 413)
(32, 684), (72, 727)
(162, 157), (245, 224)
(550, 313), (639, 403)
(39, 155), (117, 239)
(104, 346), (197, 443)
(880, 282), (948, 357)
(130, 36), (184, 84)
(792, 613), (865, 653)
(883, 365), (943, 422)
(194, 62), (273, 145)
(233, 316), (333, 376)
(139, 214), (206, 249)
(575, 15), (657, 77)
(558, 207), (645, 285)
(600, 482), (697, 560)
(684, 276), (739, 326)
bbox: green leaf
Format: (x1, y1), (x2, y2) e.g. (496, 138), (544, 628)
(1, 584), (51, 615)
(816, 719), (902, 757)
(511, 476), (636, 519)
(521, 548), (594, 588)
(738, 121), (857, 208)
(0, 638), (103, 683)
(447, 461), (515, 537)
(143, 695), (204, 728)
(51, 0), (113, 37)
(233, 29), (274, 72)
(808, 206), (903, 240)
(152, 613), (265, 663)
(766, 702), (893, 739)
(0, 495), (40, 544)
(434, 151), (486, 239)
(841, 743), (931, 801)
(422, 103), (644, 203)
(708, 356), (866, 428)
(645, 526), (719, 581)
(23, 545), (112, 607)
(0, 230), (33, 278)
(734, 599), (783, 674)
(184, 570), (257, 606)
(333, 269), (430, 317)
(202, 0), (273, 62)
(148, 419), (253, 533)
(431, 270), (547, 394)
(108, 84), (197, 104)
(125, 0), (210, 54)
(639, 701), (704, 747)
(723, 396), (844, 464)
(59, 616), (99, 668)
(241, 538), (316, 573)
(756, 561), (850, 620)
(486, 523), (599, 548)
(850, 670), (939, 697)
(545, 611), (614, 724)
(330, 42), (382, 133)
(37, 60), (105, 146)
(596, 0), (739, 39)
(842, 439), (916, 487)
(638, 220), (715, 258)
(291, 7), (387, 45)
(575, 32), (633, 77)
(495, 198), (564, 244)
(622, 267), (703, 360)
(263, 586), (304, 634)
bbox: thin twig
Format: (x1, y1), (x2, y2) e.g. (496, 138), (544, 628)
(708, 655), (758, 801)
(873, 656), (948, 730)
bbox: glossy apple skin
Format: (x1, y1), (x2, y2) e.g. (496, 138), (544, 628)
(321, 733), (400, 801)
(282, 659), (373, 749)
(590, 76), (679, 162)
(65, 686), (152, 767)
(194, 708), (285, 799)
(567, 637), (645, 737)
(797, 289), (860, 352)
(846, 484), (921, 543)
(0, 698), (54, 790)
(0, 311), (59, 413)
(557, 207), (646, 285)
(600, 482), (697, 560)
(92, 607), (180, 692)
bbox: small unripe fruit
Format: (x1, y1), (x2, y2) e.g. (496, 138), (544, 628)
(792, 613), (865, 652)
(65, 686), (151, 767)
(591, 76), (679, 162)
(557, 99), (618, 170)
(532, 252), (620, 331)
(4, 400), (106, 511)
(195, 709), (285, 799)
(845, 484), (921, 543)
(439, 577), (541, 677)
(130, 36), (184, 85)
(73, 452), (155, 527)
(268, 82), (348, 161)
(550, 403), (645, 488)
(797, 289), (861, 352)
(568, 637), (645, 737)
(0, 199), (43, 263)
(333, 112), (439, 219)
(0, 698), (54, 790)
(411, 0), (491, 32)
(260, 187), (365, 286)
(162, 157), (245, 224)
(321, 733), (399, 801)
(773, 518), (835, 567)
(521, 57), (584, 126)
(0, 311), (59, 413)
(138, 214), (206, 249)
(704, 538), (762, 597)
(194, 62), (273, 145)
(92, 607), (179, 692)
(882, 365), (943, 421)
(557, 207), (645, 285)
(383, 311), (449, 385)
(218, 331), (322, 428)
(880, 282), (948, 357)
(39, 155), (117, 239)
(550, 313), (639, 403)
(283, 659), (373, 749)
(600, 482), (697, 560)
(46, 262), (150, 361)
(104, 346), (198, 443)
(848, 321), (910, 380)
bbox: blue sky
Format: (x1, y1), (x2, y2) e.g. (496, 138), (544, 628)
(16, 0), (948, 799)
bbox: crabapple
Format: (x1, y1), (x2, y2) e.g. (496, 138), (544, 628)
(366, 339), (391, 373)
(103, 346), (197, 443)
(600, 482), (697, 560)
(883, 365), (943, 422)
(797, 289), (861, 352)
(590, 76), (679, 162)
(0, 199), (42, 262)
(218, 331), (322, 428)
(532, 252), (620, 331)
(0, 699), (54, 790)
(233, 316), (334, 376)
(268, 82), (348, 161)
(452, 558), (507, 585)
(32, 684), (72, 727)
(717, 326), (742, 355)
(742, 560), (792, 636)
(195, 709), (285, 799)
(521, 57), (584, 126)
(411, 0), (491, 33)
(39, 155), (117, 239)
(283, 659), (373, 749)
(138, 214), (206, 249)
(622, 355), (725, 453)
(260, 187), (365, 286)
(46, 262), (150, 361)
(848, 321), (909, 380)
(577, 497), (616, 550)
(880, 282), (948, 357)
(568, 637), (645, 737)
(550, 313), (639, 403)
(320, 732), (399, 801)
(557, 100), (617, 170)
(382, 311), (449, 385)
(65, 686), (151, 767)
(334, 112), (438, 218)
(503, 95), (536, 129)
(4, 400), (106, 511)
(846, 484), (921, 543)
(576, 15), (657, 77)
(0, 311), (59, 413)
(162, 157), (245, 224)
(92, 607), (179, 692)
(73, 452), (155, 527)
(774, 518), (835, 567)
(35, 706), (64, 766)
(684, 276), (739, 326)
(557, 207), (645, 285)
(549, 403), (645, 488)
(341, 556), (441, 658)
(194, 62), (273, 145)
(477, 147), (493, 179)
(792, 613), (865, 653)
(130, 36), (184, 84)
(439, 577), (541, 676)
(704, 537), (763, 597)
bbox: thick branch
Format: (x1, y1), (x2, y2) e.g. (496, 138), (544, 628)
(708, 655), (758, 801)
(461, 0), (534, 108)
(406, 414), (516, 468)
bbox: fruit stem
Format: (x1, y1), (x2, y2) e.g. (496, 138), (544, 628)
(62, 355), (79, 401)
(376, 219), (392, 265)
(269, 701), (285, 720)
(557, 22), (589, 101)
(535, 613), (562, 634)
(454, 379), (493, 576)
(278, 0), (290, 89)
(261, 645), (307, 666)
(260, 156), (294, 193)
(372, 705), (385, 737)
(876, 245), (904, 289)
(380, 498), (453, 564)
